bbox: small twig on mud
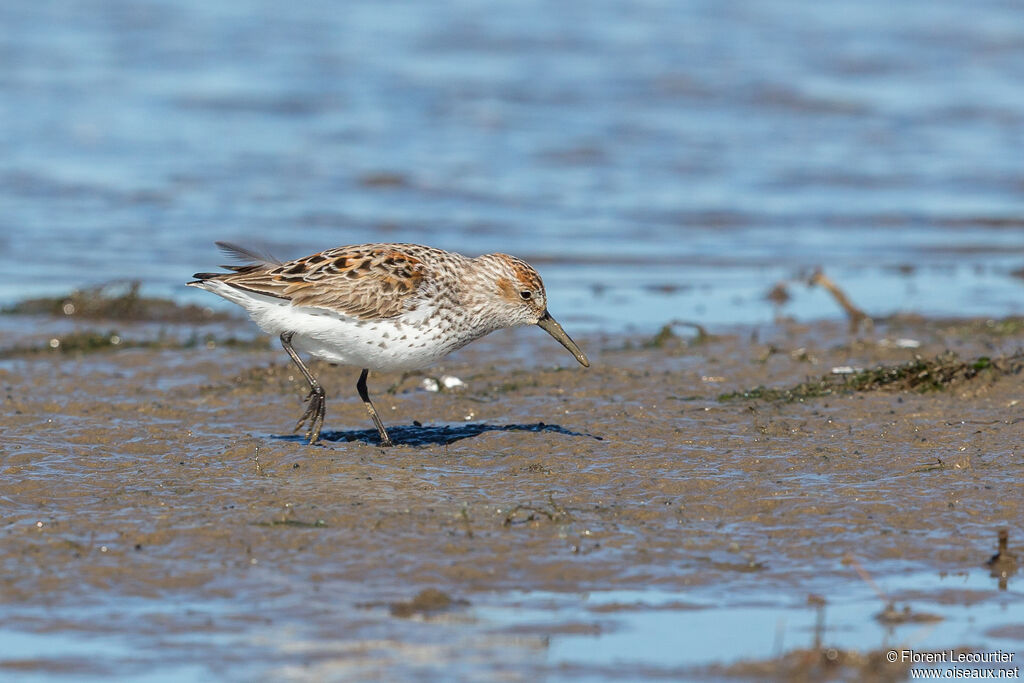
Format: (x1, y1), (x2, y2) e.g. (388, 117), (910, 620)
(460, 504), (474, 539)
(845, 554), (888, 602)
(807, 594), (827, 650)
(846, 554), (942, 625)
(808, 268), (873, 334)
(987, 529), (1018, 591)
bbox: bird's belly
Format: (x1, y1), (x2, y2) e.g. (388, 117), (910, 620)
(252, 304), (473, 371)
(293, 322), (458, 371)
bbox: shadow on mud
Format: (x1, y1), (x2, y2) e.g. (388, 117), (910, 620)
(275, 422), (603, 447)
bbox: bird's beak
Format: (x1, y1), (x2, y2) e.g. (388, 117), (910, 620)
(537, 311), (589, 367)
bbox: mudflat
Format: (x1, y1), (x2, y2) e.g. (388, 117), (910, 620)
(1, 302), (1022, 679)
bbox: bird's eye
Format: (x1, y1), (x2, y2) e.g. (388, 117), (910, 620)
(519, 290), (532, 300)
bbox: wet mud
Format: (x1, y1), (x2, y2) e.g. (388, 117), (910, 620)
(1, 306), (1023, 679)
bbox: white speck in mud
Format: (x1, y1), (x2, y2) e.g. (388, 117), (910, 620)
(440, 375), (465, 390)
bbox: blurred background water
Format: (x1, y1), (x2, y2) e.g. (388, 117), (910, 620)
(2, 0), (1023, 331)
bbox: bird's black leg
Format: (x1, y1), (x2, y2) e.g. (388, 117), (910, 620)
(357, 368), (394, 447)
(280, 332), (325, 444)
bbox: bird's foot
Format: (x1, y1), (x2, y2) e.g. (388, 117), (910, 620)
(294, 384), (326, 444)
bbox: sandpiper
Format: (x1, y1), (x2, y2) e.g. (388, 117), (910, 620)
(188, 242), (589, 445)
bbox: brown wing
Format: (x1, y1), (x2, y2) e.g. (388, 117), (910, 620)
(211, 244), (428, 320)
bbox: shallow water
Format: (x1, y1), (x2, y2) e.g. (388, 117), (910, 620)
(1, 567), (1021, 680)
(2, 0), (1024, 329)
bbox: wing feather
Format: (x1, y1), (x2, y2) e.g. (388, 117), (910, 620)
(215, 241), (284, 267)
(197, 244), (429, 319)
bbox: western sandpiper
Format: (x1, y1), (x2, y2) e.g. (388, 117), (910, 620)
(188, 242), (589, 446)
